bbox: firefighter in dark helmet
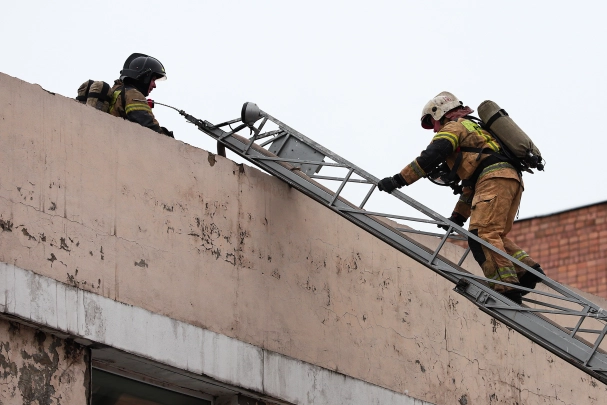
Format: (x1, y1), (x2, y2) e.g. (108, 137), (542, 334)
(108, 53), (173, 137)
(377, 92), (544, 304)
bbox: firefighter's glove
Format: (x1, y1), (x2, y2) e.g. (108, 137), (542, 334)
(377, 173), (407, 193)
(437, 212), (467, 231)
(160, 127), (174, 138)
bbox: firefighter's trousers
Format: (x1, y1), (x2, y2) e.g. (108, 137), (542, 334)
(468, 176), (538, 293)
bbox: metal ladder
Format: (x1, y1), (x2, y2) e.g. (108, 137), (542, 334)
(168, 101), (607, 384)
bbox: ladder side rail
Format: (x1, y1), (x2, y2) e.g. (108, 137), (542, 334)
(522, 298), (593, 314)
(253, 129), (283, 143)
(488, 308), (594, 317)
(309, 175), (372, 184)
(252, 157), (349, 168)
(569, 328), (604, 334)
(339, 208), (446, 225)
(396, 228), (468, 241)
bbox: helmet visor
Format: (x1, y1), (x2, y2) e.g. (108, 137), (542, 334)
(421, 114), (434, 129)
(154, 73), (167, 81)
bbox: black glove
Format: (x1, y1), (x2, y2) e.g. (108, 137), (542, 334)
(160, 127), (174, 138)
(437, 212), (467, 231)
(377, 173), (407, 193)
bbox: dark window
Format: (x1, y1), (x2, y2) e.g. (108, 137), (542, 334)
(92, 368), (211, 405)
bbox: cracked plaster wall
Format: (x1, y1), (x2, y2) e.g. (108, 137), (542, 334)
(0, 317), (89, 405)
(0, 71), (605, 405)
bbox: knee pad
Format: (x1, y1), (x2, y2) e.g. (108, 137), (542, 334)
(468, 229), (486, 266)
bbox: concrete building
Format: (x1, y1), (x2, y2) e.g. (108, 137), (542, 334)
(1, 72), (606, 404)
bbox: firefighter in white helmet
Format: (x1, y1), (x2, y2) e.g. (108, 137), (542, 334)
(377, 92), (544, 304)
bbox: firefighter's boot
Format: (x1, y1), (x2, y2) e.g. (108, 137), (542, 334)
(519, 264), (545, 295)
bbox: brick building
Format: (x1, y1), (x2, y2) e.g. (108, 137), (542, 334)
(510, 202), (607, 298)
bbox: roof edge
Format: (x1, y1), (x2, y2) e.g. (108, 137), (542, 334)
(516, 200), (607, 223)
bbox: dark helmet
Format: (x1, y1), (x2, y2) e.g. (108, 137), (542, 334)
(120, 53), (167, 94)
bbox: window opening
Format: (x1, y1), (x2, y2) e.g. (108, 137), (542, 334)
(92, 368), (212, 405)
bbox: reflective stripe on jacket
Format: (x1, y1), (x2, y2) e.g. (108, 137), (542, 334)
(400, 118), (505, 185)
(108, 80), (163, 133)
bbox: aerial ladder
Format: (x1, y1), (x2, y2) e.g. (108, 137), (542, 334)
(158, 100), (607, 384)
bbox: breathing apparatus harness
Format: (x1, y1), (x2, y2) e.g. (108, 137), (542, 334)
(425, 115), (517, 195)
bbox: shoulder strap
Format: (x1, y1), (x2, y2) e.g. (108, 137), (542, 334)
(460, 146), (505, 161)
(444, 127), (511, 189)
(484, 109), (508, 129)
(86, 82), (112, 103)
(467, 115), (527, 173)
(99, 82), (111, 102)
(120, 85), (127, 118)
(108, 86), (124, 116)
(76, 80), (94, 102)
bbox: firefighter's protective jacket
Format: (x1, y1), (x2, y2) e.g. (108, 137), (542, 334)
(108, 80), (172, 137)
(399, 118), (521, 218)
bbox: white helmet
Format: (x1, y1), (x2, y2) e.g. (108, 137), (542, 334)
(421, 91), (463, 129)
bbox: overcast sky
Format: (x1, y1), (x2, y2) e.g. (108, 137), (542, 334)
(3, 0), (606, 222)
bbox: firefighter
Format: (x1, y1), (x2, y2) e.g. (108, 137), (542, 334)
(377, 92), (544, 304)
(108, 53), (173, 138)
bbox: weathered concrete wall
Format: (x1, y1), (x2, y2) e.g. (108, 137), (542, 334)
(0, 317), (89, 405)
(0, 72), (605, 404)
(2, 262), (433, 405)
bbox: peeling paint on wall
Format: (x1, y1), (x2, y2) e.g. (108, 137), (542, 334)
(0, 318), (89, 405)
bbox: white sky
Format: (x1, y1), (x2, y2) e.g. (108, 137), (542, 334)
(3, 0), (606, 221)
